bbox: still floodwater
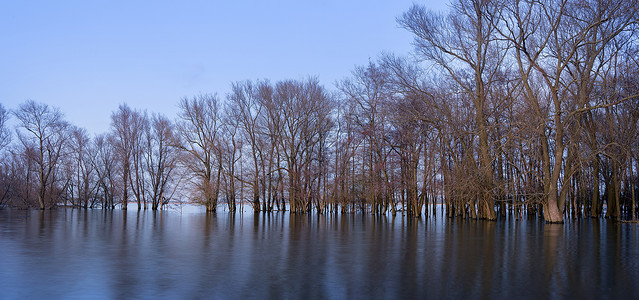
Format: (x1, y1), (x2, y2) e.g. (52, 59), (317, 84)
(1, 207), (638, 299)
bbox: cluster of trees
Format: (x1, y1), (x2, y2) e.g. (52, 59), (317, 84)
(390, 0), (639, 223)
(0, 101), (180, 211)
(1, 0), (637, 223)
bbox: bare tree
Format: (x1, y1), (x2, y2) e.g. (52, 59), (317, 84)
(0, 104), (11, 206)
(14, 100), (70, 209)
(0, 104), (10, 151)
(338, 62), (394, 214)
(110, 104), (136, 209)
(69, 127), (96, 208)
(498, 0), (638, 222)
(275, 78), (333, 213)
(176, 94), (223, 212)
(399, 0), (507, 220)
(145, 114), (179, 210)
(228, 81), (265, 212)
(257, 81), (286, 211)
(328, 96), (357, 213)
(92, 134), (118, 209)
(129, 111), (149, 210)
(219, 107), (243, 212)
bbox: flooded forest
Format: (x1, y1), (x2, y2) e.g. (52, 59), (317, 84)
(1, 0), (638, 224)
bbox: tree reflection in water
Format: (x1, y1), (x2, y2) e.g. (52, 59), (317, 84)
(0, 208), (637, 299)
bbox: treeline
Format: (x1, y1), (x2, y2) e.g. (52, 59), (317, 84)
(1, 0), (638, 223)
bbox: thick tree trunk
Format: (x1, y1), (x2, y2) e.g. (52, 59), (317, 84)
(478, 127), (496, 220)
(543, 186), (564, 223)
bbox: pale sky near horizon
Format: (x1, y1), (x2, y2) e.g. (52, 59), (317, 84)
(0, 1), (449, 135)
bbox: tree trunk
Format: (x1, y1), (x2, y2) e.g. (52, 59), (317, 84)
(632, 157), (637, 220)
(591, 157), (600, 217)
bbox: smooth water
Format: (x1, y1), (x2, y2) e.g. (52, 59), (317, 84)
(1, 207), (638, 299)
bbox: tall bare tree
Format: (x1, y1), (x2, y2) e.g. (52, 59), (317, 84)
(69, 127), (96, 208)
(498, 0), (638, 222)
(0, 104), (10, 152)
(399, 0), (507, 220)
(177, 94), (223, 212)
(129, 111), (149, 210)
(276, 78), (333, 213)
(92, 134), (118, 209)
(0, 104), (10, 206)
(228, 81), (265, 212)
(110, 104), (144, 210)
(257, 81), (286, 211)
(14, 101), (70, 209)
(338, 62), (393, 214)
(145, 114), (179, 210)
(219, 107), (243, 212)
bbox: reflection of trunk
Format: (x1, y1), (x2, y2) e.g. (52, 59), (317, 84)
(543, 223), (562, 282)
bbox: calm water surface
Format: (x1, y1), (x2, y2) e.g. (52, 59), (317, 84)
(1, 207), (638, 299)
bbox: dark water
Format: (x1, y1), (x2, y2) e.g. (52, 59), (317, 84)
(1, 207), (638, 299)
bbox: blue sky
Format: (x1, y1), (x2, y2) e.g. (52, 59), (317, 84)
(0, 1), (448, 134)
